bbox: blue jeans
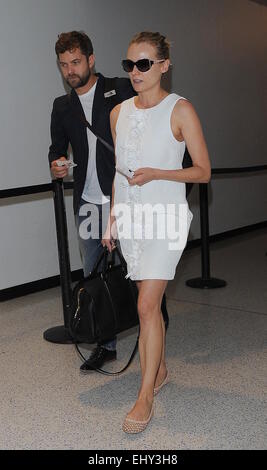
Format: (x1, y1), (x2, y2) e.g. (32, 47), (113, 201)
(75, 198), (117, 351)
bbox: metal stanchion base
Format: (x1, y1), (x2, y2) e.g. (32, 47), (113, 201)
(186, 277), (227, 289)
(43, 325), (75, 344)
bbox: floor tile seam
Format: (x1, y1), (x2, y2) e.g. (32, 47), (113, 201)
(167, 297), (267, 317)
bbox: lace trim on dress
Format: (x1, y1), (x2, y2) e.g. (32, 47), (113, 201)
(122, 109), (149, 279)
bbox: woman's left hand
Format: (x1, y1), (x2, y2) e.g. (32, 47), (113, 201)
(128, 167), (156, 186)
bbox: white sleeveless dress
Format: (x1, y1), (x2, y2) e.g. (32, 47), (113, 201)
(114, 94), (193, 280)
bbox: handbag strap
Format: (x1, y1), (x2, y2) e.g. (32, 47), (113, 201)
(74, 333), (139, 376)
(112, 244), (128, 272)
(89, 246), (123, 278)
(89, 245), (108, 277)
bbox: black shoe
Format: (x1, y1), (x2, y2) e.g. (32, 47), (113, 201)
(80, 345), (117, 372)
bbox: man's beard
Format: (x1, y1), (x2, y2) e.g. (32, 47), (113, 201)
(66, 68), (91, 89)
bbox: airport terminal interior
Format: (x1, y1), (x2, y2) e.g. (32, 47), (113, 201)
(0, 0), (266, 453)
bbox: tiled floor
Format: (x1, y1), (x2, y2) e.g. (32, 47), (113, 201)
(0, 228), (266, 449)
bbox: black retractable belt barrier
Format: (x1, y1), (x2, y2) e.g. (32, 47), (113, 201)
(186, 183), (226, 289)
(43, 179), (75, 343)
(186, 164), (267, 289)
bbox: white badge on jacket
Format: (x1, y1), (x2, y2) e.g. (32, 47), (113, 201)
(104, 90), (116, 98)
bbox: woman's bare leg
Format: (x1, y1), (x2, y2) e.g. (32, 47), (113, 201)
(136, 281), (167, 388)
(136, 281), (146, 380)
(154, 313), (168, 388)
(125, 279), (168, 422)
(136, 281), (168, 389)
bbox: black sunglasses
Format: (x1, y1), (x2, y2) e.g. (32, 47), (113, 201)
(121, 58), (165, 73)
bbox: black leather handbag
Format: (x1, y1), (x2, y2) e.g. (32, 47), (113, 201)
(69, 246), (139, 375)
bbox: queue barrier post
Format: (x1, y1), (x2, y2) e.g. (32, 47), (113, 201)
(43, 179), (75, 343)
(186, 183), (227, 289)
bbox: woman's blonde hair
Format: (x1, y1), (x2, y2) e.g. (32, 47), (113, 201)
(129, 31), (171, 60)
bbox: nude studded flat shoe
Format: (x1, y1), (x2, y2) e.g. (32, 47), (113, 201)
(122, 405), (154, 434)
(153, 370), (169, 396)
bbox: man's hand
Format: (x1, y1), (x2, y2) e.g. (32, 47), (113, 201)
(51, 157), (69, 179)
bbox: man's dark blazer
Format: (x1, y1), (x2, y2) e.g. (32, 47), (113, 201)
(48, 73), (136, 214)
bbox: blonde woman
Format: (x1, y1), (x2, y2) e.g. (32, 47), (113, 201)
(102, 31), (211, 433)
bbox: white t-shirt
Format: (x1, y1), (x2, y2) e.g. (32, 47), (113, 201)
(78, 81), (109, 204)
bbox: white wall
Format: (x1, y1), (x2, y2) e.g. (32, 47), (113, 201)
(0, 0), (266, 289)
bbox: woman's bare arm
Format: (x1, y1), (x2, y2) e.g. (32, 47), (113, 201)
(101, 104), (121, 251)
(129, 99), (211, 187)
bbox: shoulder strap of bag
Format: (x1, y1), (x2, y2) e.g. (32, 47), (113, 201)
(68, 86), (115, 155)
(85, 118), (115, 154)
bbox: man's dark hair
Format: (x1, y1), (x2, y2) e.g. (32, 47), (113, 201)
(55, 31), (93, 59)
